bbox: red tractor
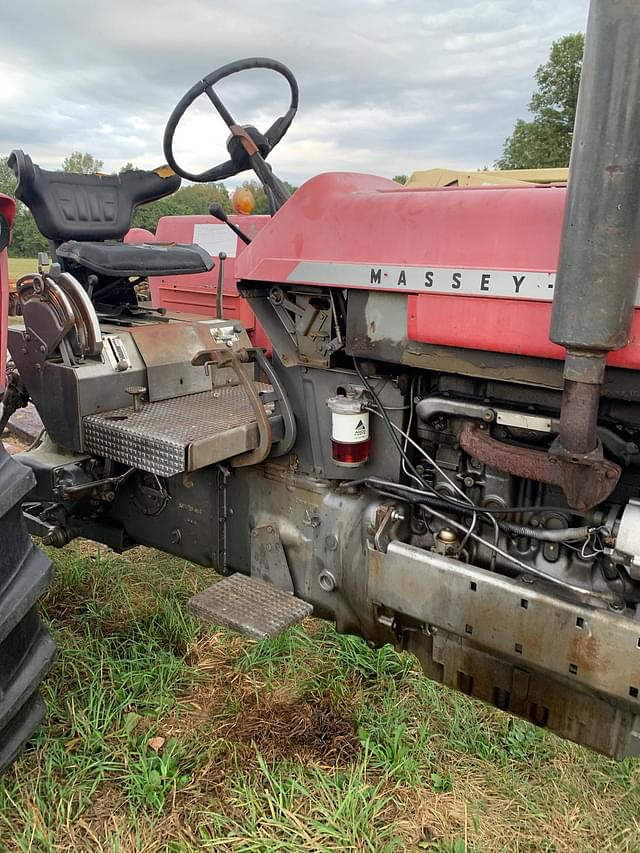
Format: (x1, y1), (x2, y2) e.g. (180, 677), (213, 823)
(2, 1), (640, 768)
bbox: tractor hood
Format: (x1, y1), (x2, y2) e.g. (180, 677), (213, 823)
(234, 172), (640, 370)
(233, 171), (566, 293)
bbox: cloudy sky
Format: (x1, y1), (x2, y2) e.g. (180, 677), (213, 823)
(0, 0), (587, 188)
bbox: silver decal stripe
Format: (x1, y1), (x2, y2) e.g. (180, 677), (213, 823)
(287, 262), (640, 305)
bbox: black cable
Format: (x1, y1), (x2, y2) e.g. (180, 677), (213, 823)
(366, 479), (596, 552)
(353, 358), (432, 490)
(349, 476), (587, 521)
(352, 360), (589, 532)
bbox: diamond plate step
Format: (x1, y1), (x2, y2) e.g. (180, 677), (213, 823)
(187, 573), (313, 640)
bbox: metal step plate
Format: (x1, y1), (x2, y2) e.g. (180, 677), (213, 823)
(83, 384), (271, 477)
(188, 573), (313, 640)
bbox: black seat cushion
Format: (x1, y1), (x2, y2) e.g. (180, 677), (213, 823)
(8, 150), (181, 242)
(56, 241), (214, 277)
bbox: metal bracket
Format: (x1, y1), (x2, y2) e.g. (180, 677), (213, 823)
(250, 524), (294, 593)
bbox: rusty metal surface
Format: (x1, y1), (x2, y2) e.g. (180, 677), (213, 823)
(83, 383), (272, 476)
(557, 378), (601, 454)
(130, 323), (222, 401)
(408, 630), (639, 760)
(459, 420), (620, 511)
(368, 541), (640, 758)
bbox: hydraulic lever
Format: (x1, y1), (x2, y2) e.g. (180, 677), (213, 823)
(209, 203), (252, 245)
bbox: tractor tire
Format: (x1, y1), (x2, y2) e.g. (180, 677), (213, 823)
(0, 439), (55, 771)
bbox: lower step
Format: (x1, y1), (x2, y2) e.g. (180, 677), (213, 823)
(188, 573), (313, 640)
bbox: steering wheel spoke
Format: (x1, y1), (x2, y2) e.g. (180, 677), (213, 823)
(203, 86), (236, 129)
(163, 57), (299, 184)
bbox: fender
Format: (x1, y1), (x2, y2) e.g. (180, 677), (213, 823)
(0, 193), (16, 396)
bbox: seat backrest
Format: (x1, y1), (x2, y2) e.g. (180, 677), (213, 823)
(8, 150), (181, 242)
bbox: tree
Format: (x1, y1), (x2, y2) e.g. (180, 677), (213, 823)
(392, 175), (408, 185)
(0, 157), (15, 197)
(62, 152), (104, 174)
(119, 162), (136, 173)
(132, 182), (233, 232)
(9, 209), (48, 257)
(235, 179), (298, 215)
(496, 33), (584, 170)
(0, 155), (48, 257)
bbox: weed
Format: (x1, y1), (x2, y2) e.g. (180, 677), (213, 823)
(124, 739), (191, 814)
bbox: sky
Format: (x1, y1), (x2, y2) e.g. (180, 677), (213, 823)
(0, 0), (588, 189)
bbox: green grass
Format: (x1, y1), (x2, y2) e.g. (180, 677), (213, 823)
(0, 542), (638, 852)
(7, 256), (38, 281)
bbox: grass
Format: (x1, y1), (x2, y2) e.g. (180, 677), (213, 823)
(7, 257), (38, 282)
(0, 541), (639, 852)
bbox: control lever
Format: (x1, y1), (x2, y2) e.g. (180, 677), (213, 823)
(216, 252), (226, 320)
(191, 346), (271, 466)
(126, 385), (147, 412)
(209, 203), (252, 245)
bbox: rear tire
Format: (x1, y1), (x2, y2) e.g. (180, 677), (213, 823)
(0, 439), (55, 771)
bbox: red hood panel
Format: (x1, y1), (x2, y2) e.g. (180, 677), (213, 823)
(234, 172), (565, 280)
(234, 172), (640, 371)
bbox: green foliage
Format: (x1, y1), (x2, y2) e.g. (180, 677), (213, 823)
(62, 151), (104, 174)
(392, 174), (408, 185)
(125, 739), (191, 813)
(236, 179), (298, 215)
(119, 161), (136, 173)
(9, 209), (48, 257)
(430, 770), (453, 793)
(496, 33), (584, 169)
(132, 182), (233, 232)
(0, 155), (48, 257)
(0, 156), (15, 197)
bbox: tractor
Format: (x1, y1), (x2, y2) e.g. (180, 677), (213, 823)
(2, 1), (640, 770)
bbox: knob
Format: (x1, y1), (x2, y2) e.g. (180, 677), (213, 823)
(125, 385), (147, 412)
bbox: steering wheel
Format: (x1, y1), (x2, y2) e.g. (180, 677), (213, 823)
(163, 57), (298, 183)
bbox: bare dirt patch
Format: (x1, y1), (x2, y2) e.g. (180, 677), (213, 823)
(1, 430), (27, 455)
(218, 692), (360, 764)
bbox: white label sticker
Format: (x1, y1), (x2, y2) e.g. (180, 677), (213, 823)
(193, 224), (238, 259)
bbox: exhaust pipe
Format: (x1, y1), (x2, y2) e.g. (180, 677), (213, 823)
(549, 0), (640, 508)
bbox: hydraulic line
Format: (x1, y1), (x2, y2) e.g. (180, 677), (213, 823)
(363, 476), (593, 542)
(368, 482), (596, 596)
(498, 522), (593, 542)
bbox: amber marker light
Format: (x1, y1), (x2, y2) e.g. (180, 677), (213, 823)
(232, 187), (256, 215)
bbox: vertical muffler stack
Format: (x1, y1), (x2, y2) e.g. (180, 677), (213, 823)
(549, 0), (640, 508)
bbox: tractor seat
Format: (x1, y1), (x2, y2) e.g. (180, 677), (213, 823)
(56, 240), (213, 277)
(9, 150), (182, 242)
(9, 149), (213, 279)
